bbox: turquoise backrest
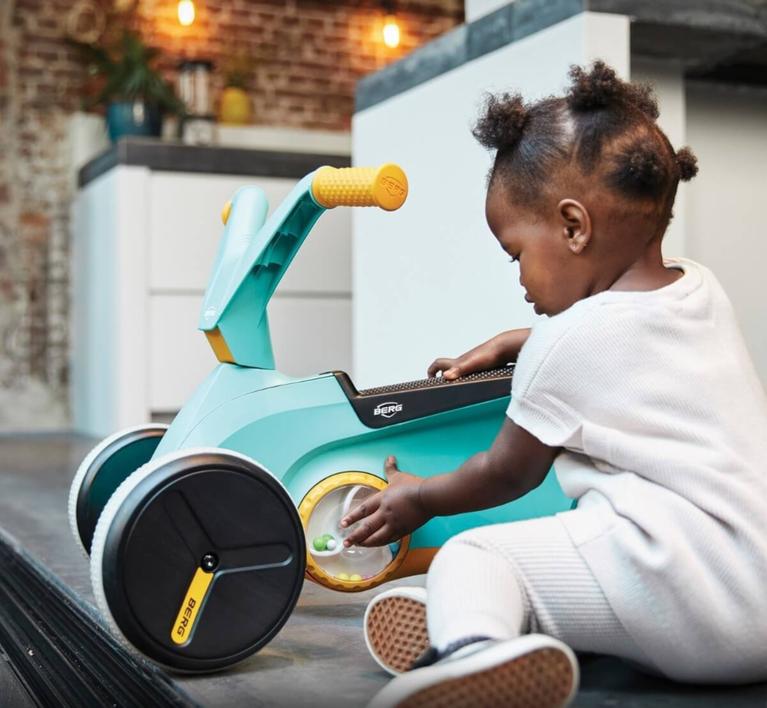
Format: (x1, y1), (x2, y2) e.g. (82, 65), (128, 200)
(198, 173), (325, 368)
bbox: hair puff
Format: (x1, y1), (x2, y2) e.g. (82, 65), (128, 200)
(610, 142), (668, 198)
(473, 59), (698, 231)
(567, 60), (659, 120)
(567, 60), (621, 111)
(675, 146), (699, 181)
(472, 92), (529, 151)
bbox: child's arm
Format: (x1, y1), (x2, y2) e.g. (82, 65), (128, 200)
(427, 328), (531, 380)
(340, 418), (558, 547)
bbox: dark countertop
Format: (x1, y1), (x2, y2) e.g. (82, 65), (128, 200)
(356, 0), (767, 111)
(78, 138), (351, 188)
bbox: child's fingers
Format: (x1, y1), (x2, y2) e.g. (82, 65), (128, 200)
(343, 512), (385, 547)
(356, 525), (398, 548)
(383, 455), (399, 478)
(427, 358), (454, 377)
(340, 492), (381, 527)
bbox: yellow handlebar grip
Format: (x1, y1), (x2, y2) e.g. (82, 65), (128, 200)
(311, 163), (408, 211)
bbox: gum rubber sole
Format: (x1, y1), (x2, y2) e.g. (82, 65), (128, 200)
(366, 592), (429, 674)
(397, 646), (575, 708)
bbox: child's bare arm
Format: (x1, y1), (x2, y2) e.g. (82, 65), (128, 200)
(341, 419), (558, 547)
(419, 419), (557, 515)
(427, 328), (531, 380)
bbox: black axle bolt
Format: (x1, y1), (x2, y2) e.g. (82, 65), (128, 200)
(201, 553), (219, 572)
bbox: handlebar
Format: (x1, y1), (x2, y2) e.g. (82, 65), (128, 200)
(310, 163), (408, 211)
(203, 162), (408, 367)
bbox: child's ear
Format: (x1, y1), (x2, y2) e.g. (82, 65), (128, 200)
(557, 199), (592, 254)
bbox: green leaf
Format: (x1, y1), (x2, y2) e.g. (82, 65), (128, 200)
(74, 30), (182, 114)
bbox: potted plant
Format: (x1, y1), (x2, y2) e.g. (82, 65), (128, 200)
(219, 53), (253, 125)
(74, 31), (182, 142)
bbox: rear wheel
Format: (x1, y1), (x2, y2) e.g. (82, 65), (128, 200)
(68, 424), (167, 555)
(89, 448), (305, 672)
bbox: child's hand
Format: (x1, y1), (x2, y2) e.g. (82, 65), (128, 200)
(428, 347), (499, 380)
(427, 329), (530, 380)
(340, 456), (430, 547)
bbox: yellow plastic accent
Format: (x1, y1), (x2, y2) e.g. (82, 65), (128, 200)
(298, 472), (411, 592)
(205, 327), (234, 363)
(311, 164), (408, 211)
(221, 199), (232, 225)
(171, 567), (213, 645)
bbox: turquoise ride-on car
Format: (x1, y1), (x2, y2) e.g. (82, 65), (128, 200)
(68, 163), (572, 672)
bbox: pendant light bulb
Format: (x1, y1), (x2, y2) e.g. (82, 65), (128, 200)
(178, 0), (195, 26)
(382, 14), (400, 48)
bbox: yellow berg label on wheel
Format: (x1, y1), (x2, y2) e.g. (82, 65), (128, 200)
(171, 567), (213, 645)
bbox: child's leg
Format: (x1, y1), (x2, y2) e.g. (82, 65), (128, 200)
(426, 515), (658, 673)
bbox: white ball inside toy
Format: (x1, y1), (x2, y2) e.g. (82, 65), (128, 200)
(325, 538), (337, 551)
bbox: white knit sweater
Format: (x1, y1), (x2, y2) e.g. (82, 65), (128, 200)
(507, 257), (767, 682)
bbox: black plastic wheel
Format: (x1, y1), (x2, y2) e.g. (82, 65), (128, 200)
(69, 425), (167, 555)
(91, 450), (305, 672)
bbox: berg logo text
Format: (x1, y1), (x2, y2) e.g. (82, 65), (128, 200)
(374, 401), (403, 418)
(175, 597), (197, 637)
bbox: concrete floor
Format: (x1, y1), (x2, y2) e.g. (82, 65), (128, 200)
(0, 433), (765, 707)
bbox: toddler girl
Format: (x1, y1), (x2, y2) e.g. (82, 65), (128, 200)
(341, 61), (767, 707)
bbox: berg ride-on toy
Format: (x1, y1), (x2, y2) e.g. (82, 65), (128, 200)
(69, 164), (572, 672)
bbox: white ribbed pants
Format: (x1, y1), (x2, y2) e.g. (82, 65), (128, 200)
(426, 515), (658, 674)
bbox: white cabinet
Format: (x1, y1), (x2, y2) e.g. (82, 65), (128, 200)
(147, 173), (352, 294)
(72, 162), (351, 437)
(146, 294), (351, 413)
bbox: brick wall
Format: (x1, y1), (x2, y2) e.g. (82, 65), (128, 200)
(0, 0), (462, 431)
(133, 0), (463, 130)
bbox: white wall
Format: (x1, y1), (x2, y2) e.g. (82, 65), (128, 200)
(352, 12), (629, 388)
(685, 83), (767, 386)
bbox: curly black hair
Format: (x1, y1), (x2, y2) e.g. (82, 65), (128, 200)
(473, 61), (698, 230)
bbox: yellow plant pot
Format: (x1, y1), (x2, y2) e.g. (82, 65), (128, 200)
(219, 86), (252, 125)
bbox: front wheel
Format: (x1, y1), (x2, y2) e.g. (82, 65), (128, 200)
(89, 448), (306, 672)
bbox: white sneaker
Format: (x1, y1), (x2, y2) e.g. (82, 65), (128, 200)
(364, 586), (429, 675)
(367, 633), (579, 708)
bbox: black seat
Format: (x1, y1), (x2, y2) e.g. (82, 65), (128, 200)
(331, 366), (514, 428)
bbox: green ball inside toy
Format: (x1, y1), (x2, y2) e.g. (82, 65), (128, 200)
(313, 536), (327, 551)
(337, 572), (350, 580)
